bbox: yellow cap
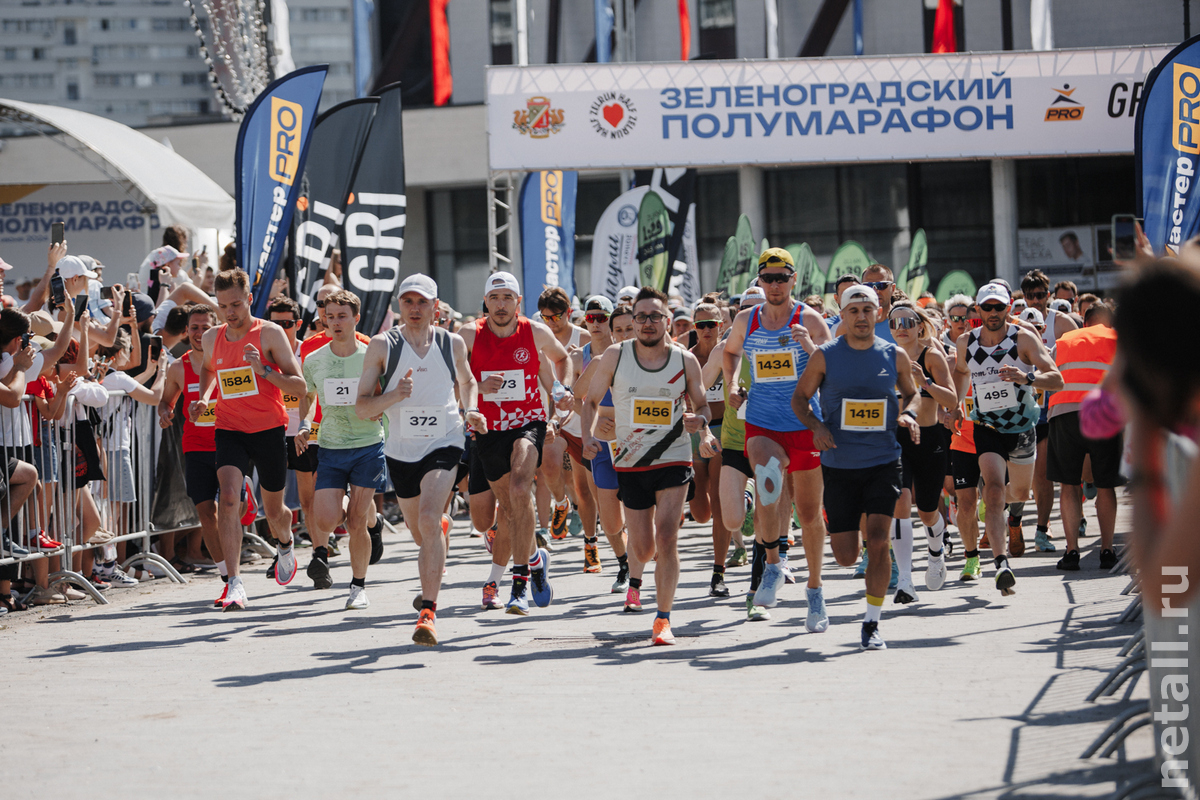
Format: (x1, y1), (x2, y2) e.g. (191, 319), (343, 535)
(757, 247), (795, 270)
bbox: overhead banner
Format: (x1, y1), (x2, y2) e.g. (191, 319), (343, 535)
(1136, 35), (1200, 254)
(486, 47), (1167, 170)
(291, 97), (379, 335)
(590, 185), (648, 301)
(341, 83), (406, 336)
(519, 169), (578, 317)
(234, 65), (327, 315)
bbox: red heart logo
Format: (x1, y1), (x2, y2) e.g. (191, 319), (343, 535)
(602, 103), (624, 128)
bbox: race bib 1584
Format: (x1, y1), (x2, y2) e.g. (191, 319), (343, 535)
(217, 366), (258, 400)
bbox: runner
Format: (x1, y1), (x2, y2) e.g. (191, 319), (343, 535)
(790, 284), (923, 650)
(941, 295), (984, 581)
(835, 264), (896, 343)
(581, 286), (715, 645)
(689, 300), (733, 598)
(189, 268), (308, 611)
(722, 248), (832, 630)
(460, 271), (571, 616)
(535, 287), (585, 542)
(158, 304), (227, 606)
(266, 297), (317, 551)
(951, 282), (1063, 596)
(357, 275), (485, 644)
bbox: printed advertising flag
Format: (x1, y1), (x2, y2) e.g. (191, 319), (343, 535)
(637, 191), (671, 293)
(234, 65), (327, 316)
(519, 169), (578, 317)
(590, 185), (648, 300)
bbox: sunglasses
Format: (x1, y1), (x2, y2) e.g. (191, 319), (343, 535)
(315, 300), (325, 308)
(584, 312), (610, 324)
(757, 272), (792, 285)
(760, 254), (792, 267)
(889, 316), (919, 330)
(694, 319), (719, 330)
(948, 314), (970, 323)
(273, 319), (297, 329)
(540, 310), (567, 323)
(979, 302), (1008, 313)
(969, 318), (983, 328)
(1025, 291), (1047, 300)
(633, 313), (668, 324)
(864, 281), (893, 290)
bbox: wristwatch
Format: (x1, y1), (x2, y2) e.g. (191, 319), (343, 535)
(1025, 370), (1036, 385)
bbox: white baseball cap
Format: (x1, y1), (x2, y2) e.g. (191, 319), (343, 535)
(57, 255), (97, 280)
(976, 283), (1011, 306)
(398, 273), (438, 300)
(1049, 298), (1073, 313)
(484, 271), (520, 296)
(616, 285), (638, 302)
(1019, 307), (1045, 326)
(740, 287), (767, 307)
(840, 284), (880, 308)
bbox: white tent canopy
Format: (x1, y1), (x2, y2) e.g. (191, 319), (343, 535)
(0, 98), (234, 230)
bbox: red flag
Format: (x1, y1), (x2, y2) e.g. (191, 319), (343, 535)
(431, 0), (452, 106)
(932, 0), (956, 53)
(678, 0), (691, 61)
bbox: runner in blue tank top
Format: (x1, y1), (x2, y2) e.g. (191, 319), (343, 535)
(790, 284), (924, 652)
(722, 247), (833, 629)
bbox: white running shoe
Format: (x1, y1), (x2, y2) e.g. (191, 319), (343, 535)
(754, 562), (784, 608)
(108, 567), (139, 587)
(274, 543), (297, 586)
(779, 552), (796, 584)
(925, 551), (947, 591)
(893, 576), (918, 605)
(223, 578), (247, 611)
(345, 584), (370, 610)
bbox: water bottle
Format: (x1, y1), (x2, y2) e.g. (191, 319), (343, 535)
(552, 380), (567, 419)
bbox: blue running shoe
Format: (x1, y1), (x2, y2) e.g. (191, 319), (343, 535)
(853, 548), (867, 579)
(1034, 529), (1056, 552)
(860, 621), (886, 650)
(805, 586), (829, 633)
(506, 581), (530, 615)
(530, 548), (554, 608)
(754, 561), (784, 608)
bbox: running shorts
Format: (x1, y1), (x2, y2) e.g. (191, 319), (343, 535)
(616, 465), (694, 511)
(1046, 411), (1126, 488)
(722, 447), (753, 478)
(386, 446), (465, 499)
(215, 426), (288, 493)
(184, 450), (219, 506)
(951, 449), (981, 492)
(474, 422), (547, 484)
(286, 435), (319, 473)
(821, 460), (902, 534)
(316, 442), (387, 492)
(973, 424), (1036, 466)
(590, 442), (618, 491)
(744, 423), (820, 472)
(897, 424), (948, 514)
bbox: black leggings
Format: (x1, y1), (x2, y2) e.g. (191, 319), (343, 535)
(897, 424), (948, 514)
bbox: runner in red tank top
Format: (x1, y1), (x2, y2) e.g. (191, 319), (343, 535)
(158, 303), (228, 606)
(188, 268), (308, 611)
(459, 271), (571, 616)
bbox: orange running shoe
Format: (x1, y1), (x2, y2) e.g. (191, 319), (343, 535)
(1008, 519), (1026, 557)
(413, 609), (438, 646)
(652, 617), (676, 646)
(484, 524), (498, 554)
(550, 500), (569, 540)
(979, 532), (991, 550)
(583, 543), (602, 573)
(481, 581), (502, 610)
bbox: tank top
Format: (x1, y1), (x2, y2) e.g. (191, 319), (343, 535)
(816, 336), (901, 470)
(743, 301), (820, 432)
(949, 384), (976, 453)
(720, 354), (753, 452)
(471, 316), (546, 433)
(211, 318), (287, 434)
(874, 318), (895, 344)
(182, 353), (216, 452)
(382, 327), (465, 462)
(299, 330), (372, 430)
(965, 324), (1041, 434)
(916, 346), (933, 399)
(609, 340), (691, 471)
(1036, 307), (1057, 422)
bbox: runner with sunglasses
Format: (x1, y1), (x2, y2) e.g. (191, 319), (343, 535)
(689, 301), (733, 598)
(723, 248), (832, 628)
(535, 287), (586, 544)
(951, 283), (1063, 596)
(835, 265), (897, 344)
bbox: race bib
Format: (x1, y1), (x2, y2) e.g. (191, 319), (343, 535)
(324, 378), (358, 406)
(483, 370), (524, 403)
(399, 406), (445, 439)
(310, 422), (320, 438)
(217, 366), (258, 400)
(282, 392), (302, 410)
(1034, 388), (1047, 407)
(964, 396), (975, 417)
(752, 350), (796, 383)
(841, 398), (887, 432)
(706, 376), (723, 404)
(975, 381), (1017, 413)
(195, 402), (217, 428)
(631, 397), (673, 429)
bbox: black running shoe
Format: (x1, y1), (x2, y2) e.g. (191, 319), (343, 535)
(307, 556), (332, 589)
(368, 514), (384, 565)
(709, 572), (730, 598)
(860, 621), (886, 650)
(265, 554), (277, 581)
(1098, 548), (1118, 570)
(1056, 549), (1081, 571)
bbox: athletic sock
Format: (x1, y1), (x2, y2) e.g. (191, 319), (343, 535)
(864, 594), (884, 623)
(629, 577), (642, 590)
(893, 518), (914, 584)
(749, 541), (766, 592)
(216, 559), (228, 577)
(655, 611), (670, 620)
(512, 564), (530, 588)
(350, 576), (365, 588)
(528, 551), (544, 571)
(617, 554), (628, 568)
(965, 548), (980, 559)
(421, 600), (436, 612)
(584, 536), (597, 545)
(927, 515), (946, 556)
(1008, 502), (1025, 527)
(994, 555), (1009, 571)
(314, 546), (328, 563)
(1035, 524), (1049, 534)
(221, 574), (228, 584)
(488, 561), (505, 584)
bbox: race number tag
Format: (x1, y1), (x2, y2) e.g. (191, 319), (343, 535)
(282, 392), (302, 410)
(975, 382), (1017, 413)
(841, 398), (887, 432)
(1034, 388), (1047, 406)
(399, 406), (445, 439)
(310, 422), (320, 438)
(631, 397), (673, 429)
(483, 370), (524, 403)
(217, 366), (258, 400)
(195, 402), (217, 427)
(752, 351), (796, 383)
(324, 378), (358, 406)
(964, 396), (975, 417)
(706, 376), (723, 404)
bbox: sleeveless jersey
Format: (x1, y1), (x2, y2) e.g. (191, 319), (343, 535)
(743, 302), (821, 432)
(720, 354), (753, 452)
(182, 353), (216, 452)
(874, 318), (895, 344)
(1036, 307), (1058, 422)
(383, 327), (465, 462)
(965, 324), (1041, 434)
(609, 340), (691, 471)
(817, 336), (901, 470)
(471, 316), (546, 432)
(299, 330), (371, 430)
(211, 319), (287, 434)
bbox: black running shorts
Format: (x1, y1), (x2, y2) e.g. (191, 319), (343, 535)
(821, 460), (902, 534)
(951, 449), (981, 491)
(286, 436), (319, 473)
(473, 422), (546, 484)
(721, 447), (753, 479)
(1046, 411), (1126, 488)
(215, 426), (288, 493)
(184, 450), (219, 506)
(897, 424), (947, 514)
(386, 447), (465, 500)
(616, 464), (694, 511)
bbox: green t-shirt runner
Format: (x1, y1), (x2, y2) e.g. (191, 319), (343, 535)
(302, 340), (385, 450)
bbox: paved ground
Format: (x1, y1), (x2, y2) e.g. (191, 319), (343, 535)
(4, 497), (1153, 799)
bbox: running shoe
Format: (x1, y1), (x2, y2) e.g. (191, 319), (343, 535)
(240, 477), (257, 526)
(506, 581), (530, 615)
(977, 499), (986, 523)
(28, 585), (65, 605)
(1099, 548), (1118, 570)
(481, 581), (502, 610)
(345, 584), (370, 610)
(779, 552), (796, 584)
(412, 594), (424, 611)
(943, 527), (955, 558)
(888, 554), (899, 590)
(624, 586), (642, 613)
(725, 546), (748, 568)
(709, 572), (729, 598)
(484, 523), (497, 554)
(860, 621), (886, 650)
(2, 533), (29, 558)
(274, 543), (297, 586)
(740, 504), (755, 542)
(368, 513), (385, 565)
(979, 532), (991, 550)
(530, 548), (553, 607)
(412, 609), (438, 646)
(34, 531), (63, 551)
(1008, 518), (1025, 557)
(307, 556), (332, 590)
(108, 567), (139, 587)
(853, 548), (867, 578)
(995, 559), (1016, 596)
(893, 576), (918, 605)
(88, 574), (111, 591)
(214, 582), (228, 608)
(441, 514), (451, 544)
(223, 578), (247, 611)
(567, 511), (583, 539)
(960, 556), (981, 582)
(583, 543), (602, 573)
(1035, 530), (1056, 552)
(754, 562), (784, 608)
(1078, 518), (1089, 538)
(550, 499), (570, 540)
(611, 562), (630, 594)
(1083, 481), (1097, 501)
(536, 529), (550, 551)
(652, 617), (676, 646)
(325, 537), (341, 557)
(746, 595), (770, 621)
(805, 586), (829, 633)
(925, 551), (946, 591)
(265, 555), (277, 581)
(1056, 549), (1081, 571)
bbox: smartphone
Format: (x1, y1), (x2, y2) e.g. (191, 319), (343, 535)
(99, 285), (113, 301)
(123, 290), (133, 318)
(191, 256), (199, 273)
(1112, 214), (1137, 260)
(149, 335), (163, 361)
(51, 221), (64, 245)
(74, 294), (88, 320)
(20, 333), (30, 349)
(125, 272), (140, 292)
(50, 272), (65, 307)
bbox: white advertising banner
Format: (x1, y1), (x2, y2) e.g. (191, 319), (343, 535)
(487, 46), (1169, 171)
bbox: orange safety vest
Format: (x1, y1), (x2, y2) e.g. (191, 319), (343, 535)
(1048, 325), (1117, 409)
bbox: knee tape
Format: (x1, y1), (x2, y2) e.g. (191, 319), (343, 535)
(756, 457), (783, 506)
